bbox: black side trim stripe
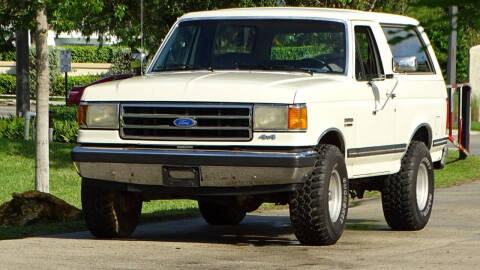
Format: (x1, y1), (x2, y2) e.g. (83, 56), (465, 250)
(347, 144), (407, 158)
(433, 137), (448, 147)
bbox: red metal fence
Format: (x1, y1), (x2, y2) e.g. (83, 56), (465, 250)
(446, 83), (471, 158)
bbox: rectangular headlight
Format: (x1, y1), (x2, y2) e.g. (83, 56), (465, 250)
(78, 103), (119, 129)
(254, 106), (288, 130)
(254, 104), (307, 131)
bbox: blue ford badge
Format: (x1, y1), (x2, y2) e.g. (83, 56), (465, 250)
(173, 118), (196, 127)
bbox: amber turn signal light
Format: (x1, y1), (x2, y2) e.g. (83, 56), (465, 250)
(288, 106), (307, 130)
(78, 105), (87, 126)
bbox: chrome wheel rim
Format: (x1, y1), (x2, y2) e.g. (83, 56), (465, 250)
(416, 162), (429, 210)
(329, 169), (342, 223)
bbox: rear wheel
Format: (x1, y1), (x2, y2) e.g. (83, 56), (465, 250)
(381, 141), (434, 230)
(81, 179), (142, 238)
(198, 200), (246, 225)
(289, 144), (349, 245)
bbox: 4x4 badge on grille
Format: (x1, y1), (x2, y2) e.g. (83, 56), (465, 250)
(173, 118), (197, 128)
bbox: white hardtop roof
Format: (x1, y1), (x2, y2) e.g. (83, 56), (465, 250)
(180, 7), (419, 25)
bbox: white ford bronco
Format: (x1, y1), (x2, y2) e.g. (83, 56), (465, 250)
(72, 7), (448, 245)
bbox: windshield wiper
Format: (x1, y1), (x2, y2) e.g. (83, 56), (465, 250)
(153, 64), (213, 72)
(234, 64), (314, 76)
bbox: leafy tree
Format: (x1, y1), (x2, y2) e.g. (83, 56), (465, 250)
(418, 0), (480, 29)
(406, 3), (480, 82)
(0, 0), (55, 192)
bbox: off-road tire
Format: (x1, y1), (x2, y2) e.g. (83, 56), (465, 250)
(381, 141), (434, 230)
(81, 179), (143, 238)
(289, 144), (349, 245)
(198, 200), (246, 225)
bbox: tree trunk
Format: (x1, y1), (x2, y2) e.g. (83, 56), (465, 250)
(35, 6), (49, 193)
(15, 29), (30, 117)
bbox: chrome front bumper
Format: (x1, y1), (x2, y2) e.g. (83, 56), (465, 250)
(72, 146), (317, 187)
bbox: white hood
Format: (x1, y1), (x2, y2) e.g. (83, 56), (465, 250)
(82, 71), (344, 104)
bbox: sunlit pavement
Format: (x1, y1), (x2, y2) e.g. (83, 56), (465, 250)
(0, 181), (479, 269)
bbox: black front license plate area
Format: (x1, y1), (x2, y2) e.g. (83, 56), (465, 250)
(163, 166), (201, 187)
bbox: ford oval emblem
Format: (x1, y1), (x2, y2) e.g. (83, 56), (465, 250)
(173, 118), (196, 128)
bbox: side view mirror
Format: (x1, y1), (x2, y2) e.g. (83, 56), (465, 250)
(393, 56), (418, 73)
(131, 53), (146, 75)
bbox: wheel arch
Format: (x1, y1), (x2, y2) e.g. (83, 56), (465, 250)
(409, 123), (433, 150)
(317, 128), (346, 156)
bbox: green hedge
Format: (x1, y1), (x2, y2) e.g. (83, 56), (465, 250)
(29, 47), (61, 98)
(50, 105), (77, 122)
(0, 75), (16, 95)
(61, 46), (114, 63)
(0, 117), (26, 140)
(1, 46), (130, 64)
(0, 51), (16, 61)
(0, 74), (102, 96)
(0, 106), (79, 143)
(51, 75), (102, 96)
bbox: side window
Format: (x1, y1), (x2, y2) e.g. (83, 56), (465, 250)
(382, 25), (433, 73)
(354, 26), (384, 81)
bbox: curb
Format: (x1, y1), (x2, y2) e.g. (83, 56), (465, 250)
(452, 129), (480, 135)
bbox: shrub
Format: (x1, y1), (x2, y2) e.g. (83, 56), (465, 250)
(60, 45), (114, 63)
(29, 46), (61, 98)
(53, 120), (79, 143)
(1, 46), (125, 63)
(48, 106), (79, 143)
(0, 74), (103, 96)
(51, 75), (102, 96)
(2, 46), (134, 79)
(0, 51), (16, 61)
(0, 107), (79, 143)
(50, 105), (78, 122)
(111, 47), (133, 74)
(0, 75), (16, 95)
(0, 117), (26, 140)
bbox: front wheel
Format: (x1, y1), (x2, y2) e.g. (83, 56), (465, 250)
(289, 144), (349, 245)
(81, 179), (143, 238)
(381, 141), (434, 230)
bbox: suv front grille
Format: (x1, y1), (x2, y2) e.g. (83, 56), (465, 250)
(120, 104), (252, 141)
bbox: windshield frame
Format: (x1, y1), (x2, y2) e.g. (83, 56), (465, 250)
(146, 16), (349, 76)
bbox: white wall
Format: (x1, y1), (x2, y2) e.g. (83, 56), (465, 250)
(47, 31), (118, 46)
(470, 45), (480, 120)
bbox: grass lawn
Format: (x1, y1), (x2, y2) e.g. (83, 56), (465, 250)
(452, 121), (480, 131)
(0, 139), (198, 239)
(472, 121), (480, 131)
(1, 138), (479, 239)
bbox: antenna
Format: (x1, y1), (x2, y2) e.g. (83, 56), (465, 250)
(140, 0), (144, 75)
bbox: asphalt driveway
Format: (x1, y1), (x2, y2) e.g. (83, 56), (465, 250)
(0, 181), (479, 269)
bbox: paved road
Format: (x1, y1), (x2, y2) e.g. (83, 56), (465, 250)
(0, 181), (479, 270)
(449, 132), (480, 155)
(0, 105), (17, 118)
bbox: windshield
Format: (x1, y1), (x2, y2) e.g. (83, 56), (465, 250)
(151, 19), (346, 74)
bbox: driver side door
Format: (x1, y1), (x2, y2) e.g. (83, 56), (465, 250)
(349, 22), (399, 177)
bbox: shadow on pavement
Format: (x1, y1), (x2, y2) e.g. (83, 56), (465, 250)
(46, 213), (389, 246)
(345, 218), (389, 231)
